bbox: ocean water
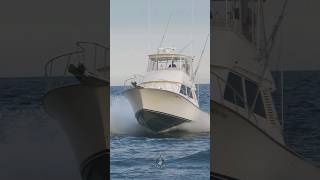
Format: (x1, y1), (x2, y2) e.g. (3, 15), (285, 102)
(272, 71), (320, 165)
(110, 84), (210, 180)
(0, 77), (81, 180)
(0, 71), (320, 179)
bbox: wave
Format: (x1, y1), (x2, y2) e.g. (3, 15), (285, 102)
(170, 150), (210, 164)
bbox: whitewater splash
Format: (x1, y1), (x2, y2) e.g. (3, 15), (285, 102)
(110, 95), (210, 135)
(110, 96), (147, 135)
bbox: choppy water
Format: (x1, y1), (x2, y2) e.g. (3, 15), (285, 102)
(0, 77), (81, 180)
(272, 71), (320, 164)
(0, 71), (320, 179)
(110, 85), (210, 180)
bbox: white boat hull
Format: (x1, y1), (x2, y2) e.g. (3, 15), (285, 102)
(43, 84), (109, 179)
(124, 87), (206, 133)
(212, 101), (320, 180)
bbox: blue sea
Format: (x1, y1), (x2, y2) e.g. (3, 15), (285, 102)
(272, 71), (320, 164)
(110, 84), (210, 180)
(0, 71), (320, 179)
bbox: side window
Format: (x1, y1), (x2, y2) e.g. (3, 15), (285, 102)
(234, 8), (240, 20)
(245, 80), (258, 108)
(186, 87), (193, 99)
(254, 94), (266, 118)
(224, 72), (244, 108)
(245, 80), (266, 118)
(180, 85), (186, 95)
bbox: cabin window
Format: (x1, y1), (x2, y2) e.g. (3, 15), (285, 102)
(245, 80), (266, 118)
(147, 56), (192, 73)
(180, 85), (186, 95)
(224, 72), (244, 108)
(186, 86), (193, 99)
(158, 60), (167, 70)
(234, 8), (240, 20)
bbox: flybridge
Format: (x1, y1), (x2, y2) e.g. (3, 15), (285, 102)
(150, 47), (193, 59)
(147, 47), (194, 76)
(212, 0), (266, 44)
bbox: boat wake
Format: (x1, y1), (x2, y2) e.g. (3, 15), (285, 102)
(110, 95), (210, 135)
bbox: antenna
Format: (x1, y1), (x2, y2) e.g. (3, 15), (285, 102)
(193, 33), (209, 81)
(158, 13), (173, 50)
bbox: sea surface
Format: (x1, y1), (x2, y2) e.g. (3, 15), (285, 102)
(0, 71), (319, 179)
(272, 71), (320, 164)
(110, 84), (210, 180)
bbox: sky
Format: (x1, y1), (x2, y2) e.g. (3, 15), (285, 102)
(110, 0), (210, 85)
(264, 0), (320, 71)
(0, 0), (108, 78)
(0, 0), (319, 78)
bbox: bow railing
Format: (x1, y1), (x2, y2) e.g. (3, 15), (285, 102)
(124, 74), (144, 89)
(44, 41), (109, 91)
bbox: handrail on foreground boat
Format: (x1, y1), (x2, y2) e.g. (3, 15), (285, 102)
(124, 74), (144, 88)
(44, 41), (109, 91)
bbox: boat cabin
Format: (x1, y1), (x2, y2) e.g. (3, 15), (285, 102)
(147, 48), (194, 77)
(137, 47), (199, 106)
(212, 67), (284, 143)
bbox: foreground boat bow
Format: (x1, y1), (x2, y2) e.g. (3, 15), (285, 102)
(43, 42), (109, 180)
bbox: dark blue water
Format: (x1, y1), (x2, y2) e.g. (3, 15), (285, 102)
(272, 71), (320, 165)
(0, 77), (81, 180)
(110, 84), (210, 180)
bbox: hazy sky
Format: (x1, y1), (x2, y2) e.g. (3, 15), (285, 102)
(0, 0), (319, 78)
(0, 0), (108, 78)
(229, 0), (320, 71)
(264, 0), (320, 71)
(110, 0), (210, 85)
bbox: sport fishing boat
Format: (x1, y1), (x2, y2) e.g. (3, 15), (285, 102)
(124, 47), (209, 133)
(211, 0), (320, 179)
(43, 42), (109, 180)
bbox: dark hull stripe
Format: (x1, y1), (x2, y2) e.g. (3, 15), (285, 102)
(211, 172), (240, 180)
(80, 149), (109, 179)
(135, 109), (191, 132)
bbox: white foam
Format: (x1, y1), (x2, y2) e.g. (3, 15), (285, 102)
(110, 96), (148, 135)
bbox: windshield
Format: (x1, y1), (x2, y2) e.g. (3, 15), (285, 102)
(147, 56), (192, 75)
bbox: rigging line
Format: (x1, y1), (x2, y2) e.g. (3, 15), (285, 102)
(263, 0), (289, 61)
(259, 0), (268, 57)
(147, 0), (151, 53)
(193, 33), (210, 81)
(278, 25), (284, 130)
(158, 13), (173, 50)
(191, 0), (194, 55)
(179, 40), (194, 53)
(249, 0), (289, 115)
